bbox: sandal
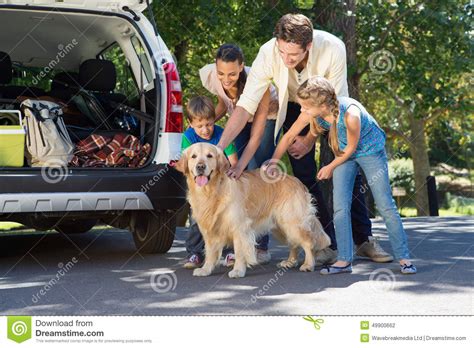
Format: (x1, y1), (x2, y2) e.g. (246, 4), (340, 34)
(320, 263), (352, 275)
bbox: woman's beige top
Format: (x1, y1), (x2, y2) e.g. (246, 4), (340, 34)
(199, 63), (278, 122)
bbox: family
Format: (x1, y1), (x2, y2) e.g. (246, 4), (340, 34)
(180, 13), (417, 275)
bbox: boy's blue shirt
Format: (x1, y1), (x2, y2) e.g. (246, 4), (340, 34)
(181, 125), (237, 157)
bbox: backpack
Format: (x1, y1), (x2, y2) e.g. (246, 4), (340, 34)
(21, 99), (74, 167)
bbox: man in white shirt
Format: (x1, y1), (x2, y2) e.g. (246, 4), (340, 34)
(217, 14), (393, 265)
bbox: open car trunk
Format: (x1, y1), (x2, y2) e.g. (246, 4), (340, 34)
(0, 5), (159, 170)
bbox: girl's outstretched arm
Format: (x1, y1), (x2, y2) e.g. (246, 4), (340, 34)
(317, 106), (361, 180)
(264, 112), (312, 171)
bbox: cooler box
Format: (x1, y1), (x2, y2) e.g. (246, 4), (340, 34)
(0, 110), (25, 167)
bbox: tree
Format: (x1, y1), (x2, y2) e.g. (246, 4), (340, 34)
(355, 0), (472, 215)
(151, 0), (296, 102)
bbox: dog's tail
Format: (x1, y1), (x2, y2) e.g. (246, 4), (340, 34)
(300, 191), (331, 252)
(309, 217), (331, 252)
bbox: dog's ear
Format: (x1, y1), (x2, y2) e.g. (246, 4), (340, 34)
(173, 149), (189, 174)
(216, 147), (231, 173)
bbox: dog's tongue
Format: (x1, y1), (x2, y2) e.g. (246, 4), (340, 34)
(195, 175), (209, 187)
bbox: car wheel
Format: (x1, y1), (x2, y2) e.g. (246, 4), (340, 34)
(131, 210), (176, 254)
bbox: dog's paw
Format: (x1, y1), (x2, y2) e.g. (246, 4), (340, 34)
(193, 268), (211, 277)
(277, 259), (298, 269)
(299, 263), (315, 272)
(228, 268), (246, 278)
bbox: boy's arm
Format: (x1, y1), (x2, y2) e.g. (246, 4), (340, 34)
(227, 153), (238, 167)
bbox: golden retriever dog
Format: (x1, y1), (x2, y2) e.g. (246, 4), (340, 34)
(174, 143), (330, 278)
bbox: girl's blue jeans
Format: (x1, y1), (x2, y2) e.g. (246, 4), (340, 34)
(332, 151), (410, 262)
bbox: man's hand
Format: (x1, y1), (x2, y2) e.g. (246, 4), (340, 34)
(288, 135), (312, 159)
(317, 165), (335, 180)
(226, 164), (244, 180)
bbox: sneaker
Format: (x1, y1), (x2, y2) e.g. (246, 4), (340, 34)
(183, 254), (203, 269)
(224, 253), (235, 267)
(320, 263), (352, 275)
(356, 236), (394, 263)
(400, 263), (417, 274)
(256, 249), (271, 264)
(315, 247), (338, 266)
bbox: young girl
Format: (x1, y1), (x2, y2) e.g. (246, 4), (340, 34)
(265, 76), (417, 275)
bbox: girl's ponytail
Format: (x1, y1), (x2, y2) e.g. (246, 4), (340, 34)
(328, 100), (344, 156)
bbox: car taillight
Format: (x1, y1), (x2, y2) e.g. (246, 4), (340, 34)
(163, 62), (183, 133)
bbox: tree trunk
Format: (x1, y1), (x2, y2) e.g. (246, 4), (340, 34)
(314, 0), (366, 209)
(407, 114), (431, 216)
(313, 0), (359, 98)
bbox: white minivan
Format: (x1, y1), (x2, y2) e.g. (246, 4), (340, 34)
(0, 0), (186, 253)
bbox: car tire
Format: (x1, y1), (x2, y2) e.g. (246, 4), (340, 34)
(55, 219), (97, 234)
(131, 210), (176, 254)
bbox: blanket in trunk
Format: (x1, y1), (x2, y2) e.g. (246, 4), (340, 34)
(70, 133), (151, 168)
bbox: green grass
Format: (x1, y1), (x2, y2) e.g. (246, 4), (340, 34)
(0, 222), (24, 231)
(399, 207), (471, 217)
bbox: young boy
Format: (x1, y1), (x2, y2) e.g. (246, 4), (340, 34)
(181, 96), (238, 269)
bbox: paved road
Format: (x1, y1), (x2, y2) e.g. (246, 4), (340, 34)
(0, 217), (472, 315)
